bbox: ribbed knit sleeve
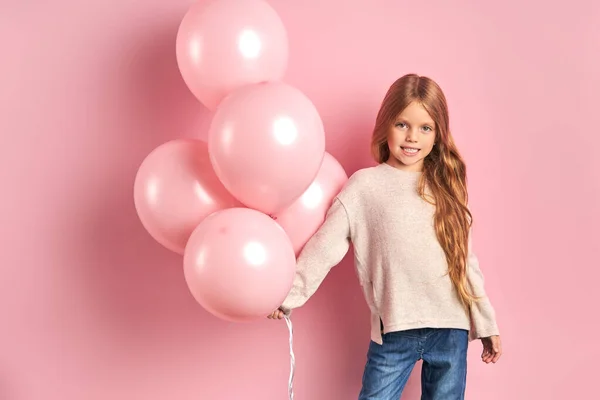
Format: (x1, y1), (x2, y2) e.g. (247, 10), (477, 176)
(466, 230), (500, 341)
(279, 198), (352, 314)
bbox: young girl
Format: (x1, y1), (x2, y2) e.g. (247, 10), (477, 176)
(268, 73), (502, 399)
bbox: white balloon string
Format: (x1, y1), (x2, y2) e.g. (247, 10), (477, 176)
(283, 315), (295, 400)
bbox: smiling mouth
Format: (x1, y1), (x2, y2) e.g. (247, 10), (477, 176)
(401, 146), (420, 156)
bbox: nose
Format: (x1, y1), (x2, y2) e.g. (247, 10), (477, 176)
(406, 128), (418, 142)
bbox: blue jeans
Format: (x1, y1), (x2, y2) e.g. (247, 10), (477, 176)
(358, 328), (468, 400)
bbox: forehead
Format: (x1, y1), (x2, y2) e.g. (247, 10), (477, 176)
(396, 102), (435, 125)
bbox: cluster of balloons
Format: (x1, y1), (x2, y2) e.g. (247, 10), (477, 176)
(133, 0), (347, 323)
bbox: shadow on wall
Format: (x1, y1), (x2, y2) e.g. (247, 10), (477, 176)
(325, 102), (377, 176)
(115, 12), (212, 145)
(63, 4), (236, 366)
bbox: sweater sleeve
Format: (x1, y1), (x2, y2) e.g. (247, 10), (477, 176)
(279, 198), (352, 314)
(466, 229), (500, 341)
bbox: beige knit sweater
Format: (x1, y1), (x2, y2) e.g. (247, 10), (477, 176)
(280, 162), (499, 344)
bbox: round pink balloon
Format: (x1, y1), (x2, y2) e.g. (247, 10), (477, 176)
(208, 81), (326, 215)
(183, 207), (296, 322)
(274, 152), (348, 256)
(176, 0), (288, 110)
(134, 139), (239, 254)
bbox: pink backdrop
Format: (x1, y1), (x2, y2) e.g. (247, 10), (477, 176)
(1, 0), (598, 399)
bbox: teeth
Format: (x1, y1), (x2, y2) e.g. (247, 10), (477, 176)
(403, 147), (418, 153)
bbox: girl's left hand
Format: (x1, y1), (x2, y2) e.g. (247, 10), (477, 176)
(481, 335), (502, 364)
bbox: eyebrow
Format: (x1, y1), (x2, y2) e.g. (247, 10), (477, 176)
(395, 117), (436, 127)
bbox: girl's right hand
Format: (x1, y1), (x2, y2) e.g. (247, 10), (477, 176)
(267, 308), (285, 319)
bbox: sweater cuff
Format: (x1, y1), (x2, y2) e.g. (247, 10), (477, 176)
(279, 304), (292, 316)
(469, 319), (500, 341)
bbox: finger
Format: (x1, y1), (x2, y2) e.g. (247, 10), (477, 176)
(491, 340), (502, 363)
(278, 310), (284, 319)
(481, 346), (489, 357)
(480, 341), (488, 361)
(482, 352), (491, 363)
(492, 349), (502, 363)
(482, 348), (492, 363)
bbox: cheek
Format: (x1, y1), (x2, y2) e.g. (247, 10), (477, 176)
(421, 135), (436, 155)
(386, 136), (395, 149)
(387, 130), (402, 147)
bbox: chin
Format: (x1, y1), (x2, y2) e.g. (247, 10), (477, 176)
(397, 155), (421, 166)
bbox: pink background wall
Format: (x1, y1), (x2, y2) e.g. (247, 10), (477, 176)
(1, 0), (598, 399)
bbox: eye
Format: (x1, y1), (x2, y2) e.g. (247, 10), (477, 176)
(395, 122), (407, 129)
(422, 125), (433, 132)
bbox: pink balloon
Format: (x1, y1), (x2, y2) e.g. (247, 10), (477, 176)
(134, 139), (239, 255)
(176, 0), (288, 110)
(208, 81), (326, 215)
(274, 152), (348, 256)
(183, 208), (296, 322)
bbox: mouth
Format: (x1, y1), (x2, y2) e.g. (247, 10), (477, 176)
(401, 146), (420, 156)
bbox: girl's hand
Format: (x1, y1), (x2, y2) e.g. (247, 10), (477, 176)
(267, 308), (285, 319)
(481, 335), (502, 363)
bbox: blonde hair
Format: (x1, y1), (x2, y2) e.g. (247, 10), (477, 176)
(371, 74), (478, 308)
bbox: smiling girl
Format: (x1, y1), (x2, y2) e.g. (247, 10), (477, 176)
(269, 73), (502, 399)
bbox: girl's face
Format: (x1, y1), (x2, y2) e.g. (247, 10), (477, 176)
(386, 101), (437, 172)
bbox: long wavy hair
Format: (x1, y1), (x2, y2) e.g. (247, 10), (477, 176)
(371, 74), (478, 308)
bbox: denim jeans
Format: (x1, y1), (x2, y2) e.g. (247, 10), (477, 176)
(358, 328), (468, 400)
